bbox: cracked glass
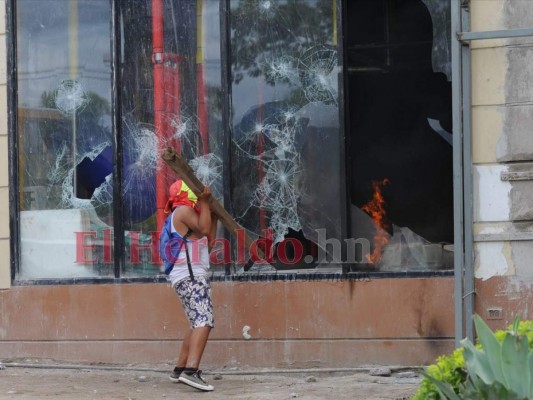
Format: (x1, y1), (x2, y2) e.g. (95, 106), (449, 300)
(229, 0), (344, 270)
(16, 0), (113, 279)
(120, 0), (225, 276)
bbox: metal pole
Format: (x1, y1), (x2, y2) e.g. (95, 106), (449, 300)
(451, 0), (465, 347)
(152, 0), (167, 233)
(461, 3), (475, 343)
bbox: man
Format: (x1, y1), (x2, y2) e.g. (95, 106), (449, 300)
(164, 179), (218, 391)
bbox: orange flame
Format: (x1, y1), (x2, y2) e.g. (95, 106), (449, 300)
(362, 179), (390, 264)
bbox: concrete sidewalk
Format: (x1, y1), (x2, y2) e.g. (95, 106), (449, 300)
(0, 362), (421, 399)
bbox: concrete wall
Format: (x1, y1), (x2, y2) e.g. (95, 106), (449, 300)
(471, 0), (533, 324)
(0, 278), (454, 367)
(0, 0), (10, 290)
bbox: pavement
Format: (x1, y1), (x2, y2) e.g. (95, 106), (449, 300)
(0, 361), (421, 399)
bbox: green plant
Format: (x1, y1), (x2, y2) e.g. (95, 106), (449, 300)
(411, 348), (466, 400)
(416, 315), (533, 400)
(493, 320), (533, 350)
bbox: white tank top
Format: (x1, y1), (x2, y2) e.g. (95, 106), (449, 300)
(168, 208), (210, 287)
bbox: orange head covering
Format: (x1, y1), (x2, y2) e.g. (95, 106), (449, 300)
(164, 180), (200, 214)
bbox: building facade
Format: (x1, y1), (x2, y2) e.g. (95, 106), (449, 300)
(0, 0), (531, 368)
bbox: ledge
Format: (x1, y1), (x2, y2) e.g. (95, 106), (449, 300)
(11, 269), (453, 286)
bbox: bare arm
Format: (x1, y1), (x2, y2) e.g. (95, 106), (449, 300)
(207, 213), (218, 251)
(197, 187), (213, 236)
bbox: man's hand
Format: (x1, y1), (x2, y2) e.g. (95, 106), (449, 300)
(197, 186), (212, 203)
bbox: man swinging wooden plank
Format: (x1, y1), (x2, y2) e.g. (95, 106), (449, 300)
(160, 147), (267, 392)
(162, 147), (265, 267)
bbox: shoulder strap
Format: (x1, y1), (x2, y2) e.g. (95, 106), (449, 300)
(181, 229), (194, 280)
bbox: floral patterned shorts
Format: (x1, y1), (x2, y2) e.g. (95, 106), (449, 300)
(174, 275), (214, 329)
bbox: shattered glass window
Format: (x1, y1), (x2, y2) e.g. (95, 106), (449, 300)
(421, 0), (452, 81)
(16, 0), (113, 279)
(120, 0), (224, 276)
(14, 0), (453, 280)
(229, 0), (345, 271)
(346, 0), (454, 272)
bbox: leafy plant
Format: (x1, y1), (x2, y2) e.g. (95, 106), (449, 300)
(413, 315), (533, 400)
(493, 320), (533, 350)
(412, 348), (466, 400)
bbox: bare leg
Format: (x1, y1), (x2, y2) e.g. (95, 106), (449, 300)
(176, 329), (192, 368)
(185, 326), (212, 369)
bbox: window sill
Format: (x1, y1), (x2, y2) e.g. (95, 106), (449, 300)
(11, 269), (453, 286)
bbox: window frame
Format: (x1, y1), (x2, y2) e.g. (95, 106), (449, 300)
(6, 0), (459, 286)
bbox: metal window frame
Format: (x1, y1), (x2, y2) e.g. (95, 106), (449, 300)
(7, 0), (342, 284)
(7, 0), (124, 281)
(452, 0), (533, 345)
(5, 0), (468, 286)
(111, 0), (125, 278)
(220, 0), (234, 275)
(6, 0), (20, 281)
(337, 0), (349, 274)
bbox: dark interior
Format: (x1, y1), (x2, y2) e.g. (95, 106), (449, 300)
(346, 0), (454, 244)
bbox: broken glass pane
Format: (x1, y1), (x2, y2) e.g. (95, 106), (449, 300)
(16, 0), (113, 279)
(230, 0), (344, 269)
(421, 0), (452, 80)
(120, 0), (225, 275)
(346, 0), (454, 272)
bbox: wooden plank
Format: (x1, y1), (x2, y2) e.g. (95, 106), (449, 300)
(162, 147), (264, 267)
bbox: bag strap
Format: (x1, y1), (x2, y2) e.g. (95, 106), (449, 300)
(181, 229), (194, 280)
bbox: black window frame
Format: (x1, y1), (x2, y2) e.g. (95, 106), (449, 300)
(6, 0), (454, 286)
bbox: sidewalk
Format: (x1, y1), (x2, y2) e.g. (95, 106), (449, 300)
(0, 362), (421, 400)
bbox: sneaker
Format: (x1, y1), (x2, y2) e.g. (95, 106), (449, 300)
(178, 370), (214, 391)
(169, 368), (182, 383)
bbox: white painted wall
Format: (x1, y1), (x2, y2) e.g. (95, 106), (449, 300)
(471, 0), (533, 282)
